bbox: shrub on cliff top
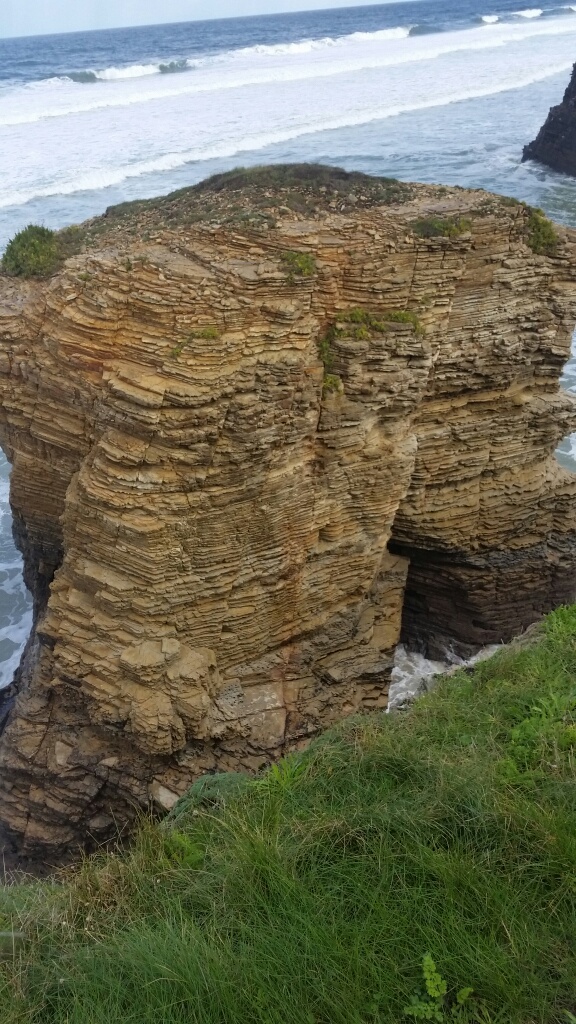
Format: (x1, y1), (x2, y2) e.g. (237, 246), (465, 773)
(525, 206), (558, 256)
(1, 225), (61, 278)
(1, 606), (576, 1022)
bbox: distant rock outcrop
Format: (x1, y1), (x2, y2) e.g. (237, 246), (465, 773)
(523, 63), (576, 175)
(1, 165), (576, 862)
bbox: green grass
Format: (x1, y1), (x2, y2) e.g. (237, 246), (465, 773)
(171, 326), (220, 357)
(1, 225), (61, 278)
(322, 372), (343, 397)
(524, 207), (558, 256)
(337, 307), (425, 338)
(1, 606), (576, 1023)
(411, 216), (472, 240)
(281, 250), (317, 281)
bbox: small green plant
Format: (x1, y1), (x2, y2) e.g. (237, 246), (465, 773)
(404, 955), (475, 1022)
(385, 310), (424, 334)
(124, 258), (133, 272)
(171, 326), (220, 357)
(161, 830), (203, 869)
(317, 329), (335, 370)
(411, 216), (472, 240)
(281, 250), (316, 282)
(252, 755), (307, 795)
(504, 689), (576, 771)
(2, 224), (61, 278)
(336, 307), (424, 337)
(194, 326), (220, 340)
(525, 206), (558, 256)
(322, 373), (343, 397)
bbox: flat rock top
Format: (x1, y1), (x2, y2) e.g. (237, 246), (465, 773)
(47, 163), (527, 259)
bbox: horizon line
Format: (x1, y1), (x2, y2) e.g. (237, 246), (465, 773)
(0, 0), (422, 42)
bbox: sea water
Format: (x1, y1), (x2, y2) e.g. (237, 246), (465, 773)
(1, 0), (576, 687)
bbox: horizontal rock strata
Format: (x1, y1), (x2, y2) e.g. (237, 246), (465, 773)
(523, 62), (576, 175)
(0, 166), (575, 860)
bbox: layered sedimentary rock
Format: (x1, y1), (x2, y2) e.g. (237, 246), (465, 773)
(0, 166), (575, 860)
(523, 63), (576, 175)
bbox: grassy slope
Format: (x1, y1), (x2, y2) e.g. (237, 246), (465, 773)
(1, 608), (576, 1023)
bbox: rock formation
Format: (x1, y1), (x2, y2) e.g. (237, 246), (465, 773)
(523, 63), (576, 175)
(0, 165), (575, 862)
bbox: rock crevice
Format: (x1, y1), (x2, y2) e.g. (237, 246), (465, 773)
(0, 169), (575, 859)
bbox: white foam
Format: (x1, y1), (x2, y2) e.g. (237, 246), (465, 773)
(93, 63), (161, 81)
(481, 15), (500, 22)
(514, 8), (543, 16)
(36, 26), (412, 90)
(389, 643), (500, 709)
(2, 53), (573, 213)
(0, 14), (574, 132)
(0, 454), (32, 689)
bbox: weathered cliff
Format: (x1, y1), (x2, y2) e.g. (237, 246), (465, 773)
(523, 63), (576, 175)
(0, 166), (575, 861)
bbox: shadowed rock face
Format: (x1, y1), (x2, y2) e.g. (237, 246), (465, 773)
(0, 166), (576, 862)
(523, 63), (576, 175)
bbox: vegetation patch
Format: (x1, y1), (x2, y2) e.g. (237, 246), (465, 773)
(317, 330), (335, 370)
(171, 326), (220, 357)
(524, 206), (558, 256)
(195, 163), (413, 207)
(338, 307), (424, 337)
(281, 250), (316, 282)
(1, 225), (61, 278)
(67, 164), (416, 249)
(322, 372), (343, 397)
(411, 216), (472, 240)
(1, 606), (576, 1022)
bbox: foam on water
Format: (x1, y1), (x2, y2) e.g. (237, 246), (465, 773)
(0, 14), (575, 129)
(0, 455), (32, 689)
(389, 644), (502, 709)
(1, 14), (576, 214)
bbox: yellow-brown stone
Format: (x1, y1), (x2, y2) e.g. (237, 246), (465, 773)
(0, 168), (574, 860)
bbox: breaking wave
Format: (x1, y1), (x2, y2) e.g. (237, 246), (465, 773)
(0, 58), (571, 212)
(67, 60), (190, 83)
(61, 27), (412, 85)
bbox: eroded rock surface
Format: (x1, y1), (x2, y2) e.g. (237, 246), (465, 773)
(523, 63), (576, 175)
(0, 166), (575, 860)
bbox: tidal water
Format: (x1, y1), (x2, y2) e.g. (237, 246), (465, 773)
(1, 0), (576, 686)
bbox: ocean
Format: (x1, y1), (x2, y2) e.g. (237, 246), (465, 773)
(1, 0), (576, 687)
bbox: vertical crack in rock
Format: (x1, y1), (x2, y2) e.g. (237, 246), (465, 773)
(0, 170), (575, 860)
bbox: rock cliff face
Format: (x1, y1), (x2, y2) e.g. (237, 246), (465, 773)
(523, 63), (576, 175)
(0, 166), (576, 861)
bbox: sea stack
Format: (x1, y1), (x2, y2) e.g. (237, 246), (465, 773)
(523, 62), (576, 175)
(1, 165), (576, 862)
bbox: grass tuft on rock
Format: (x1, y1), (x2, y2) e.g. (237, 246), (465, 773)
(281, 250), (316, 281)
(1, 606), (576, 1023)
(1, 225), (61, 278)
(525, 206), (558, 256)
(411, 216), (472, 240)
